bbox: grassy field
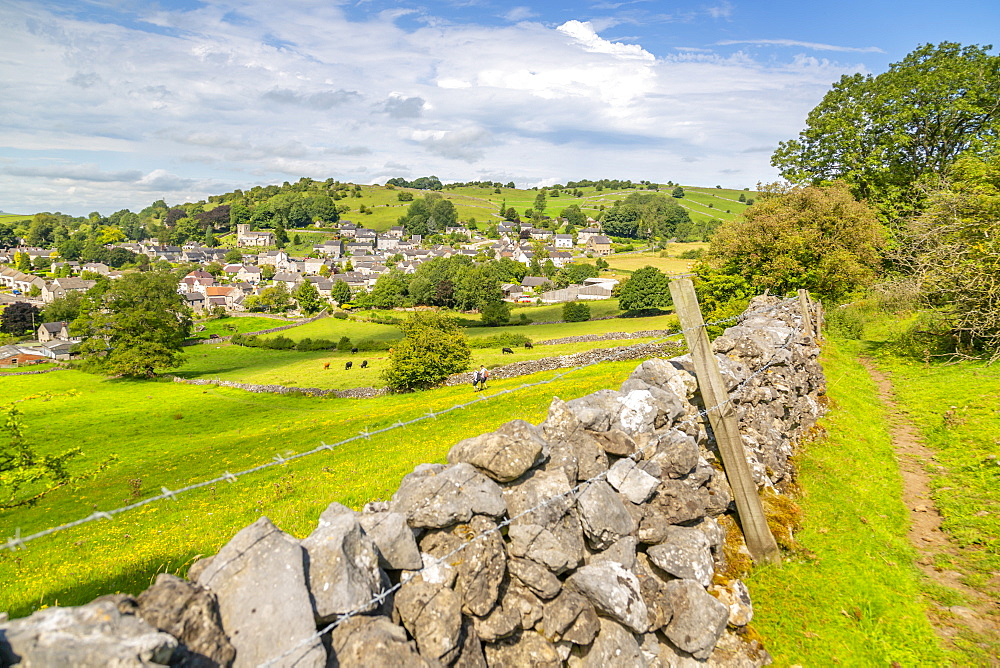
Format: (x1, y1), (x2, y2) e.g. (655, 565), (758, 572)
(746, 338), (954, 665)
(0, 360), (646, 618)
(577, 251), (697, 277)
(189, 315), (291, 340)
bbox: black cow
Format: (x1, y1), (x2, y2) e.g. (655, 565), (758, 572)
(524, 341), (533, 349)
(345, 361), (353, 370)
(351, 347), (359, 354)
(502, 347), (514, 355)
(360, 360), (368, 369)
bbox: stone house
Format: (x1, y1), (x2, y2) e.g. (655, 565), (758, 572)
(586, 235), (612, 256)
(37, 321), (70, 343)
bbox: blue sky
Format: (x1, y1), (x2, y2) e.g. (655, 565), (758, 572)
(1, 0), (996, 216)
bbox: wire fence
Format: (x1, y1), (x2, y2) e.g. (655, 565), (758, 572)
(262, 309), (805, 666)
(2, 301), (791, 557)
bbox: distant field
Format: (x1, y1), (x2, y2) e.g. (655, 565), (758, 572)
(576, 251), (697, 277)
(0, 213), (31, 225)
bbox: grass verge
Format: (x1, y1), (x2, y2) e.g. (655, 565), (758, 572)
(745, 337), (954, 665)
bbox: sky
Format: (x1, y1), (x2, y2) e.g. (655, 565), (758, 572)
(1, 0), (997, 217)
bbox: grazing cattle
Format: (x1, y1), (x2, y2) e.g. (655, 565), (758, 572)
(351, 347), (359, 354)
(524, 341), (533, 349)
(502, 347), (514, 355)
(323, 362), (330, 370)
(360, 360), (368, 369)
(345, 361), (353, 370)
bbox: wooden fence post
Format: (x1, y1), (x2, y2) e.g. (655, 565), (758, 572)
(668, 278), (781, 565)
(797, 289), (815, 338)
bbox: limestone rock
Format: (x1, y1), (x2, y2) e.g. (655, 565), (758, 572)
(587, 428), (637, 457)
(392, 463), (506, 529)
(576, 480), (635, 550)
(136, 573), (235, 668)
(504, 580), (545, 630)
(614, 389), (660, 436)
(565, 389), (621, 432)
(420, 516), (506, 617)
(357, 509), (423, 570)
(503, 469), (584, 574)
(569, 617), (644, 667)
(607, 458), (660, 505)
(195, 517), (325, 667)
(649, 430), (699, 479)
(708, 579), (754, 627)
(454, 616), (488, 668)
(638, 481), (709, 544)
(537, 590), (597, 645)
(629, 358), (697, 400)
(646, 526), (715, 587)
(565, 561), (649, 634)
(471, 588), (521, 643)
(483, 630), (561, 667)
(394, 579), (463, 664)
(584, 535), (637, 571)
(633, 553), (674, 632)
(0, 599), (178, 667)
(571, 430), (610, 481)
(448, 419), (547, 483)
(329, 615), (431, 667)
(660, 579), (729, 660)
(507, 556), (561, 599)
(301, 505), (383, 623)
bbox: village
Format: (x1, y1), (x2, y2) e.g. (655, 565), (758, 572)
(0, 218), (619, 367)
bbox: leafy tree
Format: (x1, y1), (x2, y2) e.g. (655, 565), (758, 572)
(73, 271), (192, 377)
(397, 191), (414, 201)
(383, 312), (471, 391)
(1, 302), (41, 335)
(671, 186), (684, 198)
(903, 156), (1000, 359)
(480, 300), (511, 327)
(245, 284), (292, 313)
(261, 265), (276, 280)
(618, 266), (671, 312)
(0, 223), (18, 248)
(293, 281), (323, 315)
(772, 42), (1000, 221)
(738, 193), (747, 203)
(319, 263), (332, 278)
(560, 204), (587, 228)
(224, 248), (244, 264)
(563, 301), (591, 322)
(359, 270), (409, 309)
(15, 251), (30, 272)
(706, 182), (885, 302)
(331, 280), (352, 305)
(533, 190), (547, 213)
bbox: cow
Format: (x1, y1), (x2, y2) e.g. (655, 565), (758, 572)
(524, 341), (533, 349)
(345, 361), (353, 370)
(360, 360), (368, 369)
(351, 347), (359, 354)
(502, 347), (514, 355)
(323, 362), (330, 370)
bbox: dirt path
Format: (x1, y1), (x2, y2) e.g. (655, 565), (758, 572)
(862, 359), (1000, 661)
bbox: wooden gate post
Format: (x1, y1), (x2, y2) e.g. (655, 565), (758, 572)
(668, 278), (781, 565)
(797, 289), (815, 338)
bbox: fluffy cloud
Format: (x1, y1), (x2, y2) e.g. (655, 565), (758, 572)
(0, 0), (870, 214)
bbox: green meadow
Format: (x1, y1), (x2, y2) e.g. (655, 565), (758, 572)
(0, 361), (644, 618)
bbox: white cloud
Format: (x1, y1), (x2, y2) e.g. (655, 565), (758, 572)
(717, 39), (885, 53)
(0, 0), (873, 214)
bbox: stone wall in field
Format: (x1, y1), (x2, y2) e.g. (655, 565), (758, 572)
(0, 296), (826, 667)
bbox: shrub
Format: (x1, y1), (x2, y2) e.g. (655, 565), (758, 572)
(295, 338), (335, 351)
(467, 332), (533, 349)
(332, 311), (349, 319)
(336, 336), (352, 352)
(562, 301), (591, 322)
(383, 312), (470, 391)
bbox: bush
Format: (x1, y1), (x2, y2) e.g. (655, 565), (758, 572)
(336, 336), (352, 352)
(383, 312), (471, 391)
(562, 301), (591, 322)
(295, 337), (335, 351)
(467, 332), (533, 349)
(679, 248), (704, 259)
(355, 338), (394, 352)
(480, 301), (511, 327)
(332, 311), (349, 319)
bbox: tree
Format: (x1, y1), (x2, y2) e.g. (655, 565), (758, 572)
(383, 312), (471, 391)
(618, 266), (671, 312)
(41, 292), (84, 324)
(293, 281), (323, 315)
(1, 302), (41, 336)
(224, 248), (244, 264)
(331, 280), (352, 305)
(73, 271), (192, 377)
(245, 284), (292, 313)
(563, 301), (591, 322)
(772, 42), (1000, 221)
(903, 156), (1000, 359)
(671, 187), (684, 198)
(15, 251), (30, 272)
(480, 300), (511, 327)
(560, 204), (587, 228)
(706, 182), (885, 302)
(533, 190), (547, 213)
(0, 223), (17, 248)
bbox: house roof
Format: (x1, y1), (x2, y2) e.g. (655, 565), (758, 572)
(40, 322), (66, 333)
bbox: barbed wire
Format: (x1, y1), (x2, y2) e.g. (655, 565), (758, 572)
(261, 304), (807, 666)
(1, 299), (790, 556)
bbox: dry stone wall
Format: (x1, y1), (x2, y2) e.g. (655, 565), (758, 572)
(0, 296), (825, 667)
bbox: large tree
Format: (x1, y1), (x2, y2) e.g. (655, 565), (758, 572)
(73, 270), (192, 377)
(618, 266), (671, 312)
(1, 302), (41, 336)
(383, 312), (471, 391)
(705, 182), (885, 302)
(772, 42), (1000, 220)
